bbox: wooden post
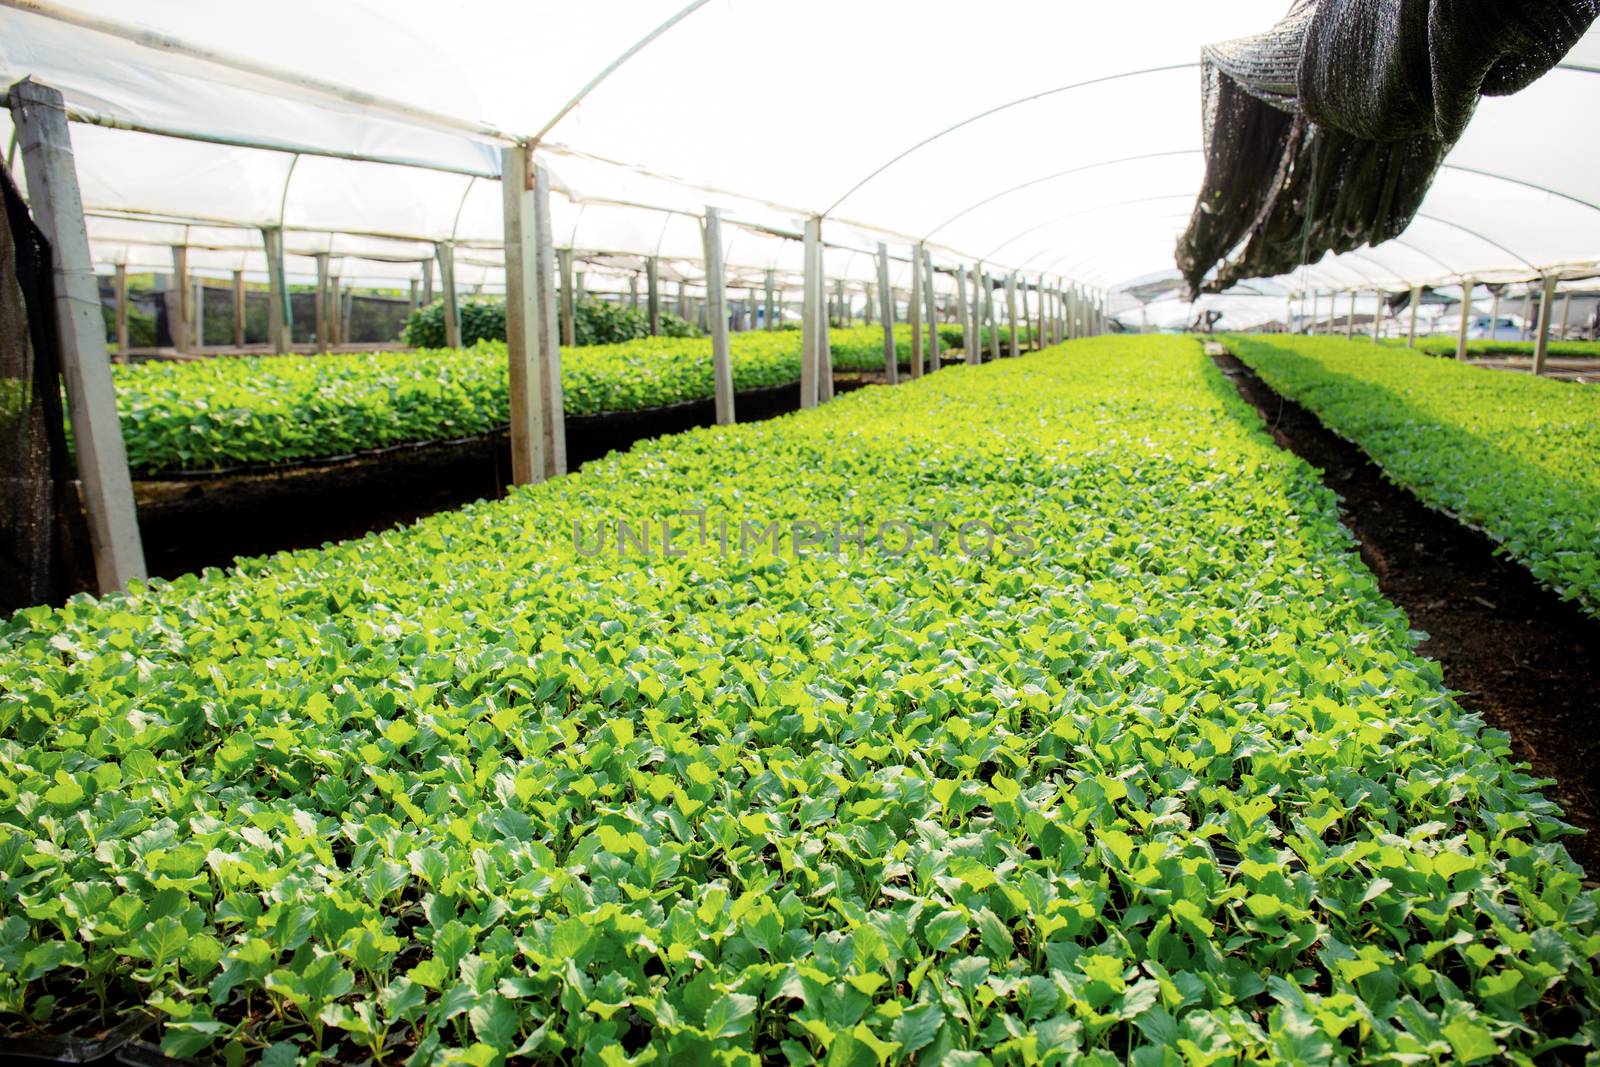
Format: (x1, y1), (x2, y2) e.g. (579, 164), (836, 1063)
(169, 245), (190, 353)
(501, 144), (547, 486)
(314, 253), (331, 352)
(875, 241), (897, 385)
(646, 256), (660, 336)
(1007, 274), (1020, 358)
(9, 78), (145, 591)
(112, 263), (128, 363)
(262, 226), (290, 354)
(702, 207), (734, 424)
(802, 218), (823, 406)
(1407, 286), (1420, 347)
(1456, 279), (1473, 360)
(923, 249), (939, 373)
(765, 269), (777, 332)
(193, 278), (206, 350)
(908, 243), (924, 379)
(434, 243), (460, 348)
(533, 164), (566, 477)
(557, 249), (576, 347)
(1532, 275), (1556, 376)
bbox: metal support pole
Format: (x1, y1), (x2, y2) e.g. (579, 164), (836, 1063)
(1371, 289), (1382, 342)
(802, 218), (824, 406)
(558, 249), (576, 347)
(1488, 287), (1500, 342)
(231, 270), (245, 348)
(112, 263), (128, 362)
(1344, 291), (1355, 339)
(1533, 275), (1556, 376)
(329, 274), (342, 347)
(262, 226), (290, 354)
(1407, 286), (1420, 347)
(1456, 279), (1474, 360)
(629, 272), (639, 312)
(1007, 273), (1020, 358)
(533, 164), (566, 478)
(646, 256), (660, 336)
(501, 144), (547, 486)
(1521, 291), (1533, 342)
(575, 271), (586, 305)
(955, 265), (971, 365)
(421, 258), (434, 305)
(169, 245), (190, 353)
(923, 248), (939, 373)
(987, 273), (1001, 361)
(677, 279), (687, 319)
(1309, 290), (1319, 335)
(9, 78), (145, 591)
(434, 242), (460, 348)
(1559, 292), (1572, 340)
(408, 278), (419, 316)
(703, 207), (734, 424)
(908, 243), (924, 379)
(874, 241), (897, 385)
(764, 269), (776, 331)
(314, 253), (330, 352)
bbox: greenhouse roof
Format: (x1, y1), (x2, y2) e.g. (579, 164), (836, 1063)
(2, 0), (1598, 297)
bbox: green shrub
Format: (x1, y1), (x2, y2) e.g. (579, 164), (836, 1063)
(403, 297), (698, 349)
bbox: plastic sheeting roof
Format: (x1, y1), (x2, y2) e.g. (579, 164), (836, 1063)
(2, 0), (1597, 301)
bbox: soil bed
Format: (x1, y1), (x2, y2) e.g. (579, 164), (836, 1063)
(1212, 349), (1600, 878)
(134, 376), (867, 580)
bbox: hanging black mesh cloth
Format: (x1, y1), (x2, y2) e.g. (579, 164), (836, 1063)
(1176, 0), (1600, 297)
(1, 159), (90, 614)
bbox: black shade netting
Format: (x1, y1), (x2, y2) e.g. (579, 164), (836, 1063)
(1, 160), (89, 614)
(1177, 0), (1600, 297)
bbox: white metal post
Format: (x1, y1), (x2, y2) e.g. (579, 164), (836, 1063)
(435, 242), (460, 348)
(1007, 273), (1020, 358)
(9, 78), (146, 591)
(408, 278), (419, 317)
(987, 273), (1002, 361)
(113, 262), (128, 362)
(557, 248), (576, 347)
(329, 274), (342, 347)
(802, 218), (823, 406)
(955, 265), (971, 366)
(1371, 289), (1382, 342)
(534, 164), (565, 477)
(1533, 275), (1556, 376)
(421, 257), (433, 305)
(314, 253), (330, 352)
(908, 243), (924, 379)
(1407, 286), (1420, 347)
(765, 269), (776, 331)
(1345, 291), (1356, 340)
(703, 207), (734, 424)
(1309, 290), (1319, 335)
(501, 144), (547, 486)
(875, 241), (896, 384)
(1521, 291), (1533, 342)
(1559, 292), (1572, 340)
(646, 256), (660, 336)
(262, 226), (290, 354)
(1456, 279), (1474, 360)
(924, 248), (939, 373)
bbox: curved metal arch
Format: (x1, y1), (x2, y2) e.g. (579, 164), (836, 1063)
(984, 194), (1195, 262)
(923, 149), (1203, 240)
(1413, 213), (1538, 271)
(1438, 163), (1600, 216)
(822, 63), (1199, 218)
(530, 0), (713, 147)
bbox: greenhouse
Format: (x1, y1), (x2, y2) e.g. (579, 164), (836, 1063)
(1, 1), (1598, 1064)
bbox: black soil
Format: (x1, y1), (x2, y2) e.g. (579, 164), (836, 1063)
(1213, 351), (1600, 878)
(134, 377), (866, 580)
